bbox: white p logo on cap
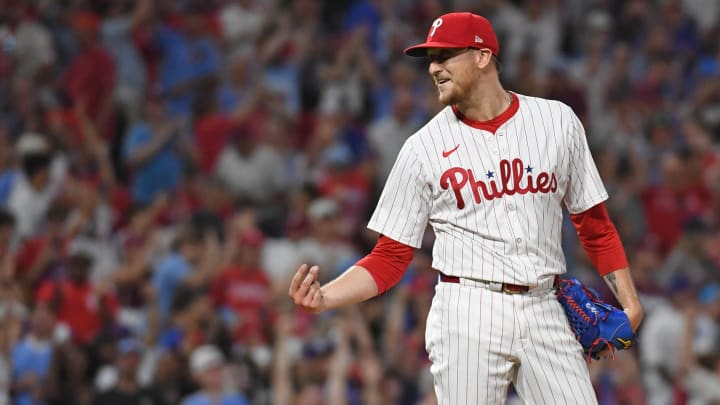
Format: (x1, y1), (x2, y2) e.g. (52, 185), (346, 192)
(430, 18), (443, 37)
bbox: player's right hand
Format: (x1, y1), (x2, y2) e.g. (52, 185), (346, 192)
(288, 264), (325, 313)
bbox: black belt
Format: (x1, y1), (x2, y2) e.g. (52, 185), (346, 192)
(439, 273), (559, 294)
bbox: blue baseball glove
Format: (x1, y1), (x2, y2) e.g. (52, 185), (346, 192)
(556, 277), (636, 360)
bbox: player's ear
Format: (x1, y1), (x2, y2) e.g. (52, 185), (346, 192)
(475, 49), (493, 70)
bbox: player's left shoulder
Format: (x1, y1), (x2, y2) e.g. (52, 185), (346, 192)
(514, 92), (572, 115)
(513, 92), (577, 135)
(519, 93), (582, 135)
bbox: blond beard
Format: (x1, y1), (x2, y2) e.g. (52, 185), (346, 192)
(438, 86), (463, 106)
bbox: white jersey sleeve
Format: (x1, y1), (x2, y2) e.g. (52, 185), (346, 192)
(562, 107), (608, 214)
(367, 138), (432, 248)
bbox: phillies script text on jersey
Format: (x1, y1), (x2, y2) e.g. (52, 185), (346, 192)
(440, 157), (558, 209)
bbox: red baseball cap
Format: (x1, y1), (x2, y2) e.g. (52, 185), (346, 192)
(404, 12), (499, 57)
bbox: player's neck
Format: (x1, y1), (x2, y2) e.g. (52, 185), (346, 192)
(454, 83), (510, 122)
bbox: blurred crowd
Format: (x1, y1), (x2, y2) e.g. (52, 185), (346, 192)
(0, 0), (720, 404)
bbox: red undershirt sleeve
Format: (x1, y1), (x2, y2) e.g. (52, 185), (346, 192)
(569, 202), (629, 275)
(355, 235), (414, 295)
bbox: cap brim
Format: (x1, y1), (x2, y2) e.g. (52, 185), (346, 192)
(404, 42), (469, 57)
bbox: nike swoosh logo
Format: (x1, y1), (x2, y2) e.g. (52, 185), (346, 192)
(442, 144), (460, 158)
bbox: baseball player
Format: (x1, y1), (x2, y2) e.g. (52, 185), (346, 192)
(289, 12), (644, 404)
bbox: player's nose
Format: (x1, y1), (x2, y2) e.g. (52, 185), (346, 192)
(428, 61), (443, 76)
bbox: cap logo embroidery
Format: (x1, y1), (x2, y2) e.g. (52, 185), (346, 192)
(475, 35), (483, 43)
(430, 18), (443, 37)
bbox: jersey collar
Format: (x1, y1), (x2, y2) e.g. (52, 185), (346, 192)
(451, 92), (519, 134)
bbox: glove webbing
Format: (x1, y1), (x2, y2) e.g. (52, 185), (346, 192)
(557, 289), (614, 362)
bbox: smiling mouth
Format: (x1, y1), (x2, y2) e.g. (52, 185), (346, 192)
(436, 79), (450, 85)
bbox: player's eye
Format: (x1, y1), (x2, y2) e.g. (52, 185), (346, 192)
(427, 48), (473, 64)
(428, 51), (455, 64)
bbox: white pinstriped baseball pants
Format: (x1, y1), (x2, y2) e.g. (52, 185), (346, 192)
(425, 280), (598, 405)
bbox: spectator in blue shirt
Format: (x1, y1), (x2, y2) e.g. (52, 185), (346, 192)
(123, 88), (193, 204)
(155, 9), (221, 117)
(152, 227), (209, 325)
(11, 304), (56, 405)
(181, 345), (248, 405)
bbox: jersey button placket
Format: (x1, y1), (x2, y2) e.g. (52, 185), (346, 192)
(498, 133), (507, 154)
(487, 131), (499, 155)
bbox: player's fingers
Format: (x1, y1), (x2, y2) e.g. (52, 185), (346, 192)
(294, 266), (319, 303)
(289, 264), (309, 296)
(302, 266), (319, 288)
(301, 281), (321, 308)
(309, 287), (323, 311)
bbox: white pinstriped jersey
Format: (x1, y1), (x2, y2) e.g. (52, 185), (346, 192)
(367, 92), (608, 286)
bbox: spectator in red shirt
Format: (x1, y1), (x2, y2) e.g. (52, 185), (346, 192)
(316, 143), (371, 237)
(14, 204), (70, 293)
(642, 151), (711, 255)
(194, 117), (236, 176)
(35, 250), (117, 346)
(192, 90), (237, 175)
(211, 229), (272, 344)
(63, 12), (117, 140)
